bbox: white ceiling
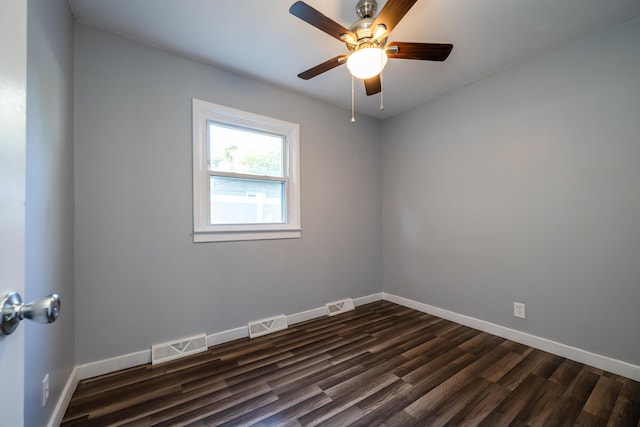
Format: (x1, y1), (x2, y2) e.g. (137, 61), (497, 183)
(68, 0), (640, 119)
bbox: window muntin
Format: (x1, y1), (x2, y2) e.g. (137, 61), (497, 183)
(192, 99), (301, 242)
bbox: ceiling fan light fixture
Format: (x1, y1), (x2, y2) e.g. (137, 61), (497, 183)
(346, 47), (388, 79)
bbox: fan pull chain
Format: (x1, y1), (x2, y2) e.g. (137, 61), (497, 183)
(380, 72), (384, 111)
(351, 74), (356, 123)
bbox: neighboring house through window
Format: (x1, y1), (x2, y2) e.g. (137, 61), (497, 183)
(192, 99), (301, 242)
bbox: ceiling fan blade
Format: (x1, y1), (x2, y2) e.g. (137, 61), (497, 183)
(298, 55), (348, 80)
(387, 42), (453, 61)
(364, 75), (382, 96)
(289, 1), (355, 42)
(371, 0), (418, 37)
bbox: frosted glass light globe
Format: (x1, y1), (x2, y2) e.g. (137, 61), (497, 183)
(346, 48), (388, 79)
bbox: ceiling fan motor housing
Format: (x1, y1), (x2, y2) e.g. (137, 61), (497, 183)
(356, 0), (377, 18)
(347, 19), (387, 51)
(346, 0), (388, 52)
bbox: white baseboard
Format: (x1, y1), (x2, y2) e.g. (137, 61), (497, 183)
(67, 292), (384, 382)
(77, 349), (151, 381)
(354, 292), (383, 306)
(287, 306), (328, 325)
(48, 366), (79, 427)
(207, 326), (249, 347)
(287, 293), (383, 324)
(382, 292), (640, 382)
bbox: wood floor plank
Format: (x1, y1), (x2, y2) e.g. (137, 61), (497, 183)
(250, 393), (332, 427)
(314, 405), (365, 427)
(606, 394), (640, 427)
(498, 349), (552, 390)
(481, 351), (524, 383)
(532, 352), (566, 379)
(196, 391), (280, 426)
(353, 351), (482, 425)
(216, 385), (323, 427)
(381, 410), (419, 427)
(61, 301), (640, 427)
(404, 344), (511, 420)
(619, 376), (640, 403)
(297, 371), (399, 426)
(400, 335), (445, 359)
(269, 354), (366, 394)
(510, 374), (566, 426)
(458, 331), (505, 355)
(478, 373), (547, 426)
(401, 346), (471, 385)
(416, 376), (494, 426)
(152, 384), (274, 426)
(353, 378), (413, 419)
(583, 375), (623, 420)
(574, 410), (609, 426)
(565, 366), (602, 404)
(446, 381), (511, 425)
(550, 358), (584, 387)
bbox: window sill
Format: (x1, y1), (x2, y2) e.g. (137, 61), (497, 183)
(193, 228), (302, 243)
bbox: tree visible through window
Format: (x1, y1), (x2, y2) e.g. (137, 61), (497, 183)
(209, 125), (283, 176)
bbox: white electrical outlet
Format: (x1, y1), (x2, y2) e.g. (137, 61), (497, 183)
(42, 374), (49, 407)
(513, 302), (526, 319)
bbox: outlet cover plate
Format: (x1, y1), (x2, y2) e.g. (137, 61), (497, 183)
(513, 302), (526, 319)
(42, 374), (49, 407)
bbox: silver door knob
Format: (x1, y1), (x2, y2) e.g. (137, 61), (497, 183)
(1, 292), (61, 336)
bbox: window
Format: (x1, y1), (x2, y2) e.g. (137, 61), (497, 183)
(192, 99), (301, 242)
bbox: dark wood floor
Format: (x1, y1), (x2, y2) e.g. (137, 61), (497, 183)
(62, 301), (640, 426)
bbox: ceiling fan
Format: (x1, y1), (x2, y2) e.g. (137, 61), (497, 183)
(289, 0), (453, 97)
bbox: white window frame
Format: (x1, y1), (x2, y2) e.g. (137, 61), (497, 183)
(192, 98), (301, 243)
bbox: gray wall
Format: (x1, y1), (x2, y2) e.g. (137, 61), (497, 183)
(74, 25), (382, 363)
(383, 16), (640, 365)
(25, 0), (75, 425)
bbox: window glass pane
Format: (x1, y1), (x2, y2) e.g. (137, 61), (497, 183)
(208, 122), (284, 177)
(210, 176), (285, 225)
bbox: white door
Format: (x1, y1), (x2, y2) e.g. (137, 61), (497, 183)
(0, 0), (28, 424)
